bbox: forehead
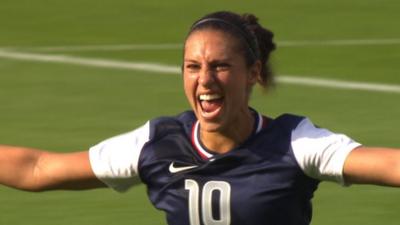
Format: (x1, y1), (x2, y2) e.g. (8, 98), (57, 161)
(184, 29), (241, 60)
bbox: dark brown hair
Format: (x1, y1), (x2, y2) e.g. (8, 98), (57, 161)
(185, 11), (276, 88)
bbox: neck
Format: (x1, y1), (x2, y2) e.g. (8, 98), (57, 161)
(199, 109), (255, 154)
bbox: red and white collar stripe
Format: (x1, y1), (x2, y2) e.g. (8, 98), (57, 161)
(191, 111), (264, 159)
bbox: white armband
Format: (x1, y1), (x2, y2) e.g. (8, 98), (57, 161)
(291, 118), (361, 185)
(89, 122), (150, 192)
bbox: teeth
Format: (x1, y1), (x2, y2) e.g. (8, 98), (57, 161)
(199, 94), (222, 101)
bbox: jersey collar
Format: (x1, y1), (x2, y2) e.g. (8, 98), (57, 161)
(191, 110), (265, 160)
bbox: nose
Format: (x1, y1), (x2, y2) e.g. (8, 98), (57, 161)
(198, 68), (215, 87)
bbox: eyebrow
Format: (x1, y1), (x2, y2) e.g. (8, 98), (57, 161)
(184, 59), (199, 63)
(183, 58), (233, 63)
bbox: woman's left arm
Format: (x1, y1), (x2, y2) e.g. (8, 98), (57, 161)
(343, 147), (400, 186)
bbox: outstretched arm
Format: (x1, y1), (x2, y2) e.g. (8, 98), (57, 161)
(0, 145), (106, 192)
(344, 147), (400, 186)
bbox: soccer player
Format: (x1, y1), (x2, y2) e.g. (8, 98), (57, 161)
(1, 11), (400, 225)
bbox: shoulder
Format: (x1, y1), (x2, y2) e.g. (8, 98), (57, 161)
(274, 113), (306, 123)
(88, 111), (197, 192)
(266, 113), (307, 134)
(280, 114), (361, 184)
(148, 111), (196, 139)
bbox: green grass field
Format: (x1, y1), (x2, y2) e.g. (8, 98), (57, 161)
(1, 0), (400, 224)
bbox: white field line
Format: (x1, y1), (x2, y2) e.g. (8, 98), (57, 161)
(0, 50), (181, 74)
(9, 43), (183, 52)
(0, 49), (399, 94)
(1, 38), (400, 52)
(278, 38), (400, 47)
(277, 76), (400, 94)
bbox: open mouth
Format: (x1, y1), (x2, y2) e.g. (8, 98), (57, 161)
(198, 93), (224, 118)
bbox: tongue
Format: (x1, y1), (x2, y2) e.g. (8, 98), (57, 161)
(201, 99), (223, 113)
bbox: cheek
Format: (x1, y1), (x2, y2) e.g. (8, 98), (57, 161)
(224, 73), (248, 94)
(183, 74), (197, 102)
(224, 74), (252, 105)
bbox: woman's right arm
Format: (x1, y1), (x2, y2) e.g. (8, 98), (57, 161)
(0, 145), (106, 192)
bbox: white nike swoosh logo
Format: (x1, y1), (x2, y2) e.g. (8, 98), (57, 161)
(169, 162), (198, 173)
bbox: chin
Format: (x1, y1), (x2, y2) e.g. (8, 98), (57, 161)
(198, 118), (226, 133)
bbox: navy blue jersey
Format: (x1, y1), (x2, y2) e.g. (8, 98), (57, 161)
(89, 110), (360, 225)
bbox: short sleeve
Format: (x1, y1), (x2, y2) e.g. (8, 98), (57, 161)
(89, 122), (150, 192)
(291, 118), (361, 185)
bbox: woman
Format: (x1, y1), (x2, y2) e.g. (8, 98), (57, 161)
(0, 11), (399, 225)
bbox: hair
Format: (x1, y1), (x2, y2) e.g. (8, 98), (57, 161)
(185, 11), (276, 88)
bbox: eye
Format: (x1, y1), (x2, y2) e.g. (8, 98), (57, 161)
(214, 63), (230, 72)
(185, 63), (201, 72)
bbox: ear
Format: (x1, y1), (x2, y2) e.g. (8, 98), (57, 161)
(247, 60), (262, 86)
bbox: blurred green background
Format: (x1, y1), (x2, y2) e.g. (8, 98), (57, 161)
(1, 0), (400, 224)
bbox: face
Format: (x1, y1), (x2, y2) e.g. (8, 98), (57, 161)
(183, 29), (260, 133)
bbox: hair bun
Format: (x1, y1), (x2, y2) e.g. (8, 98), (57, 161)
(241, 13), (276, 87)
(242, 13), (259, 25)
